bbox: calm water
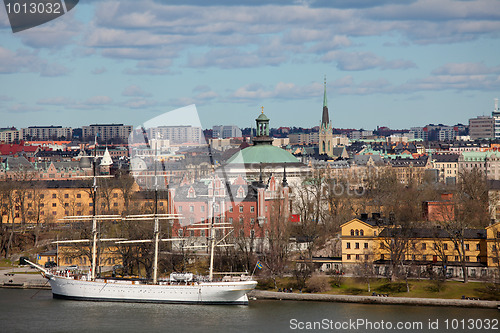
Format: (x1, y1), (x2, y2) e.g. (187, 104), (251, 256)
(0, 289), (498, 333)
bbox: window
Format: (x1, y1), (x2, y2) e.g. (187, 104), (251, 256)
(455, 256), (459, 261)
(250, 218), (255, 224)
(64, 193), (69, 199)
(77, 193), (81, 199)
(228, 217), (233, 223)
(350, 229), (354, 236)
(178, 206), (183, 212)
(465, 256), (470, 262)
(422, 255), (427, 261)
(360, 230), (364, 236)
(421, 243), (426, 250)
(346, 254), (351, 260)
(190, 230), (194, 237)
(229, 206), (233, 212)
(113, 193), (118, 198)
(239, 206), (243, 213)
(355, 242), (359, 249)
(364, 243), (368, 249)
(355, 230), (359, 236)
(476, 256), (481, 262)
(52, 203), (57, 207)
(476, 244), (480, 251)
(201, 206), (205, 212)
(52, 193), (57, 199)
(355, 254), (360, 260)
(443, 243), (448, 250)
(465, 244), (469, 251)
(201, 230), (205, 237)
(250, 206), (255, 213)
(381, 254), (384, 260)
(346, 242), (351, 249)
(178, 229), (183, 237)
(189, 206), (194, 212)
(239, 217), (243, 224)
(364, 254), (368, 260)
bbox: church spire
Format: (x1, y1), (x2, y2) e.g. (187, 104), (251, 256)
(323, 75), (328, 109)
(321, 75), (329, 127)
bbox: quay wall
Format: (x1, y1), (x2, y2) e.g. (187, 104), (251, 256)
(248, 290), (500, 309)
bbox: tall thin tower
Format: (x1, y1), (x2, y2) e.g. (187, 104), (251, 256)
(319, 76), (333, 157)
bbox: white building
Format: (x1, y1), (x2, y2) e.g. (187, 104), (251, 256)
(212, 125), (242, 139)
(22, 126), (72, 140)
(82, 124), (132, 142)
(148, 126), (204, 144)
(0, 128), (21, 143)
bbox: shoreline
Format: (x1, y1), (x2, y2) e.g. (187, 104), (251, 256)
(2, 271), (499, 309)
(248, 290), (500, 309)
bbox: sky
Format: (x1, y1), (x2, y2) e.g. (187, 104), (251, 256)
(0, 0), (500, 131)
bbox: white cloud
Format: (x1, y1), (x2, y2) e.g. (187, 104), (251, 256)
(92, 67), (107, 74)
(322, 51), (417, 71)
(122, 85), (152, 97)
(37, 97), (75, 105)
(432, 62), (500, 75)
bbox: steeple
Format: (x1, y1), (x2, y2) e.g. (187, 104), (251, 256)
(321, 75), (329, 127)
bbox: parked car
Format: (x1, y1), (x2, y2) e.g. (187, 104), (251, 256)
(44, 261), (57, 268)
(67, 265), (78, 270)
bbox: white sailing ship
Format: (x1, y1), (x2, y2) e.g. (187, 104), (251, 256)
(28, 137), (257, 305)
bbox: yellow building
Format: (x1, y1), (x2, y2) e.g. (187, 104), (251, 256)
(341, 216), (497, 279)
(38, 245), (122, 269)
(1, 179), (148, 225)
(486, 222), (500, 270)
(432, 154), (459, 183)
(340, 214), (386, 264)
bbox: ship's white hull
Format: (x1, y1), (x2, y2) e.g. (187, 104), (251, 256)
(47, 275), (257, 305)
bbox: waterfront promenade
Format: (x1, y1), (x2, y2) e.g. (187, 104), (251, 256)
(249, 290), (500, 309)
(0, 267), (49, 289)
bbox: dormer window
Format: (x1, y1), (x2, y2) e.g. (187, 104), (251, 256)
(187, 186), (196, 198)
(236, 186), (245, 198)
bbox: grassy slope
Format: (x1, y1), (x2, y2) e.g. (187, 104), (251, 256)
(258, 276), (499, 301)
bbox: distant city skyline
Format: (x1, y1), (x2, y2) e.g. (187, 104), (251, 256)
(0, 1), (499, 130)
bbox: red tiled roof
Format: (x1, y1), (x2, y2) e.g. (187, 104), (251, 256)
(0, 143), (39, 156)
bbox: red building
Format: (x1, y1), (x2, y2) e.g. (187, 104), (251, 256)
(170, 173), (290, 239)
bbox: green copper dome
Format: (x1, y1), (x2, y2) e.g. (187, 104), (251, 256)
(226, 145), (299, 165)
(256, 113), (269, 121)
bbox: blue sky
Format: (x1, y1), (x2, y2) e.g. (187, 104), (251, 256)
(0, 0), (499, 130)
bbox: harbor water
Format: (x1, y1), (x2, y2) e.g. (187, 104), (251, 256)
(1, 288), (498, 333)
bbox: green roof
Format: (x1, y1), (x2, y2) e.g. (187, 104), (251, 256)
(226, 145), (299, 164)
(256, 113), (269, 121)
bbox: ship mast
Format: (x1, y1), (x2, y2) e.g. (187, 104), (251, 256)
(152, 138), (160, 285)
(91, 135), (98, 281)
(208, 193), (216, 282)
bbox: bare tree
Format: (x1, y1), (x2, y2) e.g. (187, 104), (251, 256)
(261, 186), (291, 289)
(435, 168), (490, 283)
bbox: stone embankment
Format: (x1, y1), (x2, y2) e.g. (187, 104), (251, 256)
(248, 290), (500, 309)
(0, 268), (50, 289)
